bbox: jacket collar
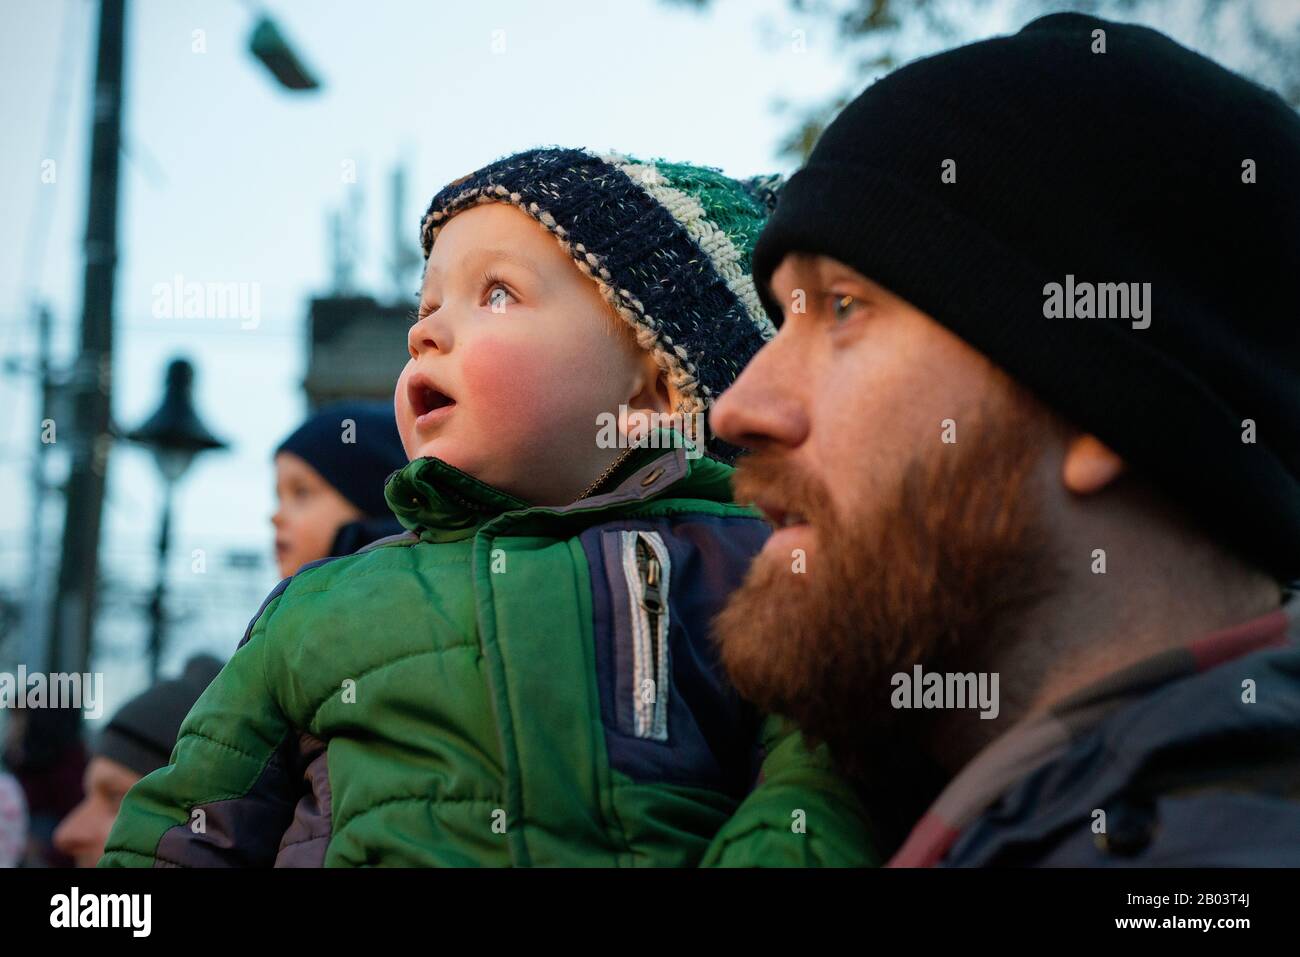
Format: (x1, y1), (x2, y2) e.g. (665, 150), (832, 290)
(887, 585), (1300, 867)
(383, 432), (736, 541)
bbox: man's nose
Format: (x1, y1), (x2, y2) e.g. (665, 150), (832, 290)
(710, 340), (810, 452)
(52, 805), (88, 856)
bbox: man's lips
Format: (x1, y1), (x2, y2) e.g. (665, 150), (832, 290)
(741, 493), (811, 556)
(407, 371), (457, 429)
(750, 494), (809, 530)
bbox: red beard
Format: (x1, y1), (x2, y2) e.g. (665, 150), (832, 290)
(713, 382), (1063, 795)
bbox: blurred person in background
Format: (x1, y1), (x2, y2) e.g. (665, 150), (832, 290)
(3, 709), (85, 866)
(52, 654), (223, 867)
(0, 768), (27, 867)
(272, 401), (408, 577)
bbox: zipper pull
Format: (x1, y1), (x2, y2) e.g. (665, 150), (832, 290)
(637, 538), (663, 615)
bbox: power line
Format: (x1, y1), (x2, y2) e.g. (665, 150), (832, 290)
(0, 318), (309, 342)
(16, 0), (84, 307)
(2, 2), (85, 447)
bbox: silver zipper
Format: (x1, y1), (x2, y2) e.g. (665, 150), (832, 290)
(620, 530), (671, 741)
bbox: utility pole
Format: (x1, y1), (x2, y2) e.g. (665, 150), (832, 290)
(48, 0), (125, 679)
(145, 480), (174, 681)
(22, 303), (55, 674)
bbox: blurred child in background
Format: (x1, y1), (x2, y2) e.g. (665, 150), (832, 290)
(272, 401), (407, 577)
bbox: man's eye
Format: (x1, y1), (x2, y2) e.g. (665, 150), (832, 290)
(831, 293), (860, 322)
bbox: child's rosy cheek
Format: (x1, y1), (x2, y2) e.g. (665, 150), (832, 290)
(393, 370), (408, 420)
(458, 336), (552, 426)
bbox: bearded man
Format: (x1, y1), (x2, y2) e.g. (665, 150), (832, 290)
(710, 13), (1300, 866)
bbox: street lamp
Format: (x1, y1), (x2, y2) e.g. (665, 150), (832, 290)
(248, 15), (321, 91)
(125, 358), (227, 681)
(45, 0), (322, 755)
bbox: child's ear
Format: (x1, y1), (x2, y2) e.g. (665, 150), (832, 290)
(626, 350), (679, 415)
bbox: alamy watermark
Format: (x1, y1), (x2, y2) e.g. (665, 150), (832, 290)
(0, 666), (104, 718)
(50, 887), (150, 937)
(151, 273), (261, 329)
(891, 665), (1000, 720)
(596, 406), (706, 460)
(1043, 274), (1151, 329)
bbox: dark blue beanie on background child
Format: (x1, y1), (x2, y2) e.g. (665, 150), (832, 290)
(275, 401), (408, 555)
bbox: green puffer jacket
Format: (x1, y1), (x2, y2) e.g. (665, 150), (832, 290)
(101, 441), (875, 867)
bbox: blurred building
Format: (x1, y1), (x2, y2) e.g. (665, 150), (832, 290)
(302, 294), (409, 407)
(303, 164), (420, 407)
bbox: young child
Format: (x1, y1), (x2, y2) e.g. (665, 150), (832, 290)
(271, 401), (407, 577)
(101, 148), (872, 867)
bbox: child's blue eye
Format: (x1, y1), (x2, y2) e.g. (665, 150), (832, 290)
(487, 284), (511, 312)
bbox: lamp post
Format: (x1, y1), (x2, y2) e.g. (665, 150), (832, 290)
(42, 0), (322, 758)
(48, 0), (125, 681)
(125, 359), (227, 681)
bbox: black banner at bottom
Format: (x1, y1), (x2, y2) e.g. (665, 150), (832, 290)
(0, 866), (1288, 943)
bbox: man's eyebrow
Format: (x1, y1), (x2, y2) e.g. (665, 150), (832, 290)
(811, 255), (859, 287)
(771, 254), (816, 299)
(797, 256), (877, 299)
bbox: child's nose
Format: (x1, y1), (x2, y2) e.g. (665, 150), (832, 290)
(407, 311), (453, 358)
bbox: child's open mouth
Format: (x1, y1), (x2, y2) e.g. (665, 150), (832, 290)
(408, 372), (457, 429)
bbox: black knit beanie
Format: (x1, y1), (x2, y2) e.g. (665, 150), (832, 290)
(96, 655), (224, 777)
(275, 401), (407, 518)
(753, 12), (1300, 578)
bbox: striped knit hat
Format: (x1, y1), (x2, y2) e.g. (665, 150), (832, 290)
(420, 147), (781, 461)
